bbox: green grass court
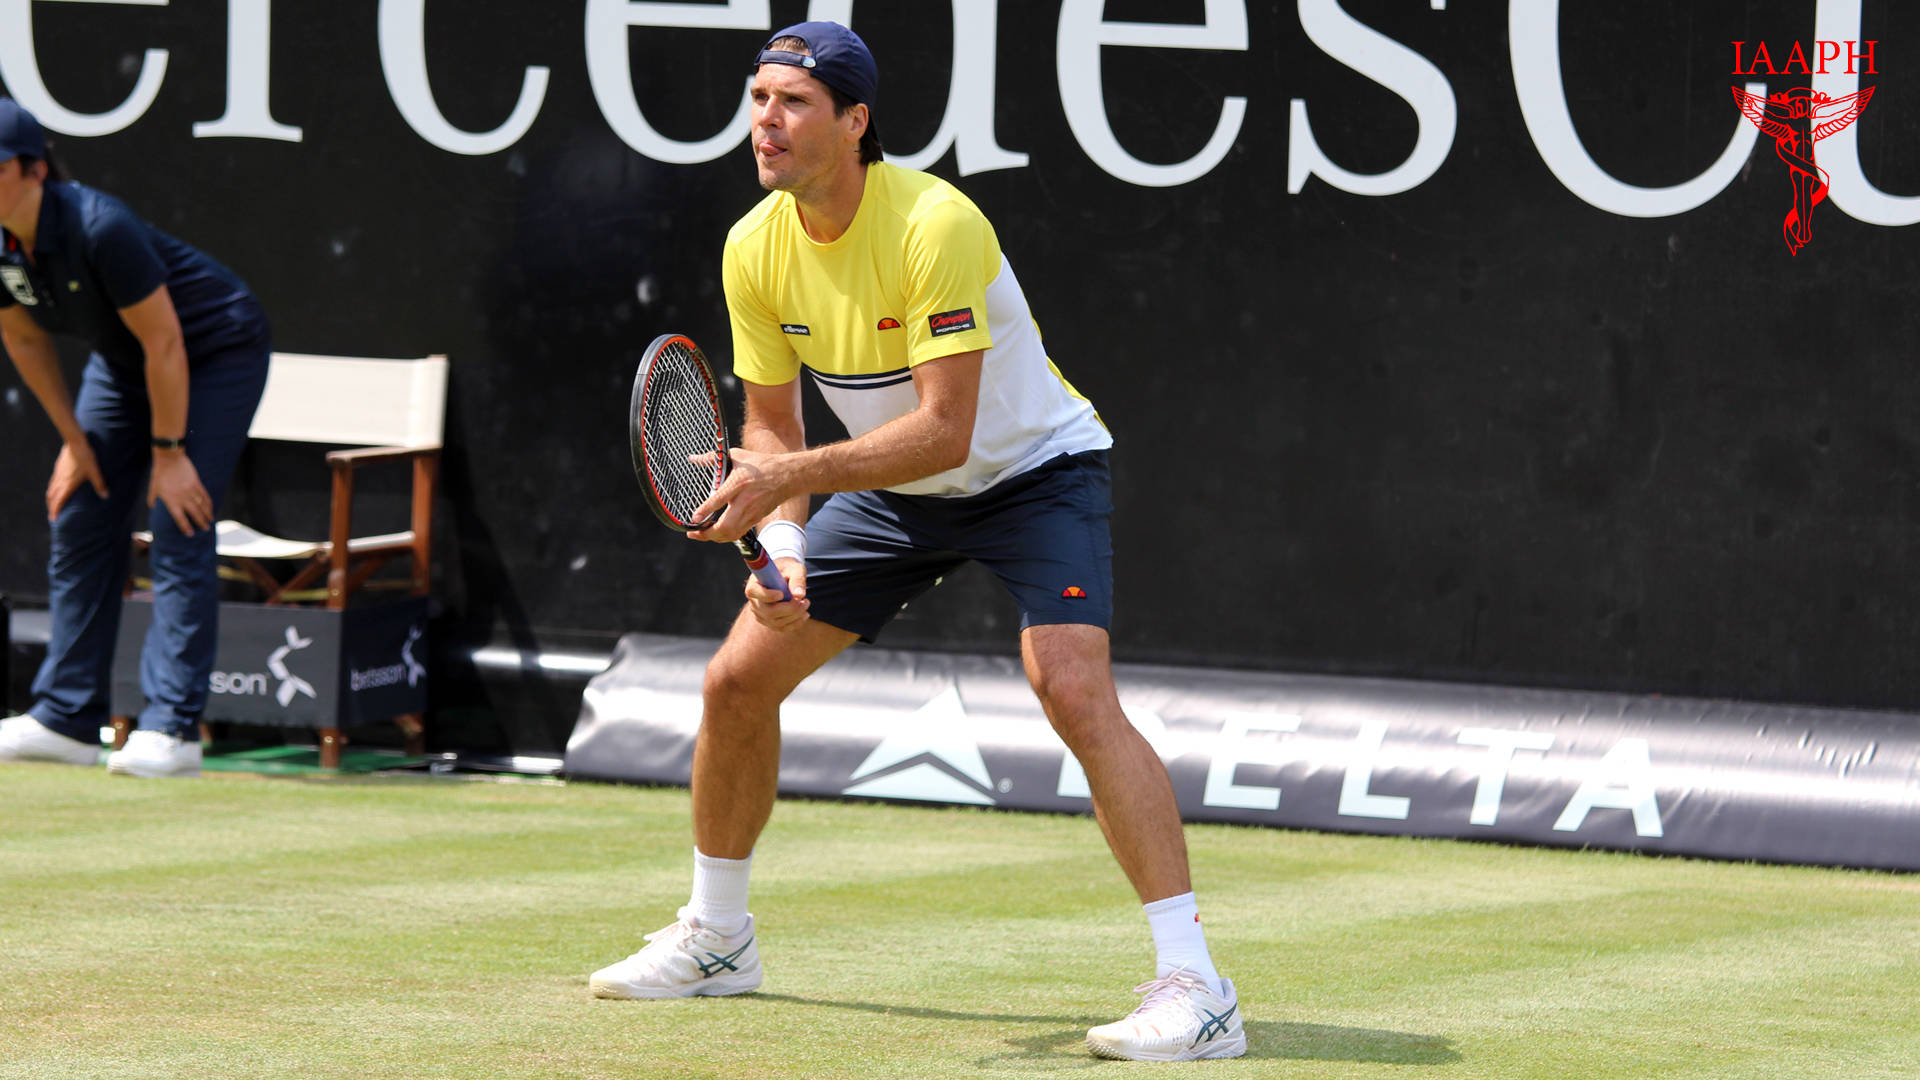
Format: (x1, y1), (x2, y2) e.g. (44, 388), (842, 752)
(3, 762), (1916, 1079)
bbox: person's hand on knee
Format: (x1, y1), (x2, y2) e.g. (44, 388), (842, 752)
(147, 451), (213, 536)
(45, 440), (108, 520)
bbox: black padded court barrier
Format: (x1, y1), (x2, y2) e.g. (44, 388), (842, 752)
(568, 634), (1920, 872)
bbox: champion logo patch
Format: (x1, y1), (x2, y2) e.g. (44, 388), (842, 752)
(1061, 586), (1088, 598)
(928, 308), (976, 336)
(781, 323), (811, 336)
(876, 317), (902, 331)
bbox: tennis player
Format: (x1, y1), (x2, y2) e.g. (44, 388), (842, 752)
(589, 23), (1244, 1062)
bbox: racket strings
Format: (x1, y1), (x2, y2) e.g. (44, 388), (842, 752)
(642, 348), (726, 526)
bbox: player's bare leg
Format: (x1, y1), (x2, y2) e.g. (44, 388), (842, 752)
(693, 608), (856, 858)
(1023, 622), (1246, 1061)
(591, 607), (853, 1001)
(1021, 622), (1189, 900)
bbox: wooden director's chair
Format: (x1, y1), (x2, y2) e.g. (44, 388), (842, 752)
(122, 352), (448, 767)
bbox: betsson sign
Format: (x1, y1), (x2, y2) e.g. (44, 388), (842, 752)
(3, 0), (1911, 225)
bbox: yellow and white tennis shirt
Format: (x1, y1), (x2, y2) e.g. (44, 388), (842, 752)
(723, 162), (1111, 497)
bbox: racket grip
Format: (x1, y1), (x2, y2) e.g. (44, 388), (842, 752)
(735, 529), (793, 601)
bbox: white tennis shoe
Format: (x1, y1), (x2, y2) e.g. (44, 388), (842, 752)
(590, 908), (762, 999)
(0, 715), (101, 766)
(106, 730), (202, 778)
(1086, 971), (1247, 1061)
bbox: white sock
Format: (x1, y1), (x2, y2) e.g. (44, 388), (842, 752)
(1144, 891), (1222, 994)
(688, 848), (752, 935)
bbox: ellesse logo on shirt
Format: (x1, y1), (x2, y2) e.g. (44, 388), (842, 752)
(781, 323), (810, 336)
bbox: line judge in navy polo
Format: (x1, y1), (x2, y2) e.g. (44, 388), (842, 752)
(0, 98), (272, 778)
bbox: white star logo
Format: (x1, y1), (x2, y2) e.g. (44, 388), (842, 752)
(842, 684), (995, 805)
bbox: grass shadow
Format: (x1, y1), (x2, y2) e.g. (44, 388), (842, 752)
(750, 992), (1107, 1029)
(1249, 1020), (1461, 1063)
(751, 993), (1460, 1066)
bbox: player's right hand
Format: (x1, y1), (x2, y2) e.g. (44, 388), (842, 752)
(746, 557), (809, 631)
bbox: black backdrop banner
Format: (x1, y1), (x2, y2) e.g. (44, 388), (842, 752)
(2, 3), (1917, 727)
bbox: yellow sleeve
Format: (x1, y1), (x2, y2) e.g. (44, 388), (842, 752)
(902, 200), (998, 366)
(723, 236), (799, 386)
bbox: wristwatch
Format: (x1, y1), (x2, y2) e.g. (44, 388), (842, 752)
(151, 436), (186, 451)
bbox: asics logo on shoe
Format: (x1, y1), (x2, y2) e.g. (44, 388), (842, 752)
(696, 938), (753, 977)
(1191, 1003), (1237, 1048)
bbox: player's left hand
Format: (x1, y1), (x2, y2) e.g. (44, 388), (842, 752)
(148, 452), (214, 536)
(745, 557), (809, 630)
(689, 447), (793, 543)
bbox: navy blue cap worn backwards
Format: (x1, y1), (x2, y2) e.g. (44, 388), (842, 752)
(755, 21), (878, 107)
(0, 98), (48, 162)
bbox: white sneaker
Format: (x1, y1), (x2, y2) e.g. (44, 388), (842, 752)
(590, 908), (762, 999)
(0, 714), (101, 766)
(106, 730), (203, 778)
(1086, 971), (1247, 1061)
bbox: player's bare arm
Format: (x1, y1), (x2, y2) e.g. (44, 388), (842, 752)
(690, 348), (982, 543)
(2, 303), (82, 442)
(736, 375), (809, 529)
(733, 375), (814, 623)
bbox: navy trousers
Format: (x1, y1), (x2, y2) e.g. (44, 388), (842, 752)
(29, 341), (270, 741)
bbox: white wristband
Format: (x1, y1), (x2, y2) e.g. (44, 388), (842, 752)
(758, 519), (807, 564)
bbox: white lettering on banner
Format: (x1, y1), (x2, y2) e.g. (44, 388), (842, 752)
(194, 0), (301, 141)
(348, 629), (424, 692)
(379, 0), (550, 155)
(1553, 736), (1664, 837)
(584, 0), (769, 164)
(12, 4), (1911, 229)
(1201, 710), (1302, 811)
(1457, 727), (1555, 826)
(210, 671), (269, 696)
(1056, 0), (1248, 188)
(1815, 0), (1920, 226)
(0, 0), (169, 137)
(1287, 0), (1457, 197)
(1337, 718), (1411, 819)
(350, 663), (408, 691)
(1510, 0), (1761, 219)
(881, 0), (1028, 177)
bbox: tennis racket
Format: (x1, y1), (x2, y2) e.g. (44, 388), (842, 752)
(629, 333), (792, 600)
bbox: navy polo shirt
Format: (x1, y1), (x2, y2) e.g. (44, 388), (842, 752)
(0, 181), (265, 377)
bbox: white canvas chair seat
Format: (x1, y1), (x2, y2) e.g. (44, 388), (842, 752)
(134, 520), (417, 560)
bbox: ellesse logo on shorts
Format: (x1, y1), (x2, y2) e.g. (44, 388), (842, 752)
(928, 308), (976, 336)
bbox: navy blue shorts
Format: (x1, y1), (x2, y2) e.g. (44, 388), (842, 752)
(803, 450), (1114, 643)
